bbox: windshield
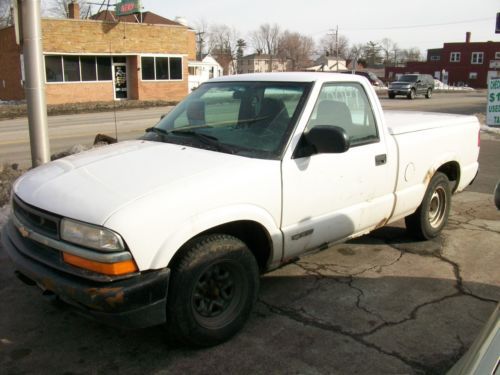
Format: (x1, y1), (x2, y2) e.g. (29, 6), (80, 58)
(142, 81), (311, 159)
(398, 75), (418, 82)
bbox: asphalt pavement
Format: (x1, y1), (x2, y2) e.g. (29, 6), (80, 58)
(0, 91), (499, 374)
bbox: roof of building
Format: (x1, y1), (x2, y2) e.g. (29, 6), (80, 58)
(241, 53), (278, 60)
(90, 10), (183, 26)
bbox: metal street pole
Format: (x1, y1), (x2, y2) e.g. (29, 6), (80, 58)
(335, 25), (339, 72)
(21, 0), (50, 167)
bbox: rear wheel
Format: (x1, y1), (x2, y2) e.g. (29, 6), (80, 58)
(405, 172), (451, 240)
(425, 88), (432, 99)
(166, 234), (259, 347)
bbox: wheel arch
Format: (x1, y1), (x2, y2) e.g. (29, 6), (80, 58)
(436, 161), (461, 192)
(168, 220), (274, 273)
(148, 205), (283, 272)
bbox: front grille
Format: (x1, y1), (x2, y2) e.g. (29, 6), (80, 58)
(13, 196), (60, 239)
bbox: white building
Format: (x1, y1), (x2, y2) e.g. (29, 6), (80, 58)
(305, 56), (348, 72)
(188, 55), (223, 92)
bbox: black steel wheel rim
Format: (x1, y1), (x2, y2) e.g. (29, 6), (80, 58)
(192, 261), (244, 328)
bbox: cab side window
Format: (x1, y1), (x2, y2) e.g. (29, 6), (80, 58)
(306, 83), (379, 146)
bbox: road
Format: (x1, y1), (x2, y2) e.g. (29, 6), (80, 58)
(0, 107), (170, 167)
(378, 90), (488, 115)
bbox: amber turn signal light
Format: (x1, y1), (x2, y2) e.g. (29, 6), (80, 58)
(63, 253), (138, 276)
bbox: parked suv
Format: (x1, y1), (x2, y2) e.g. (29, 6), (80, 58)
(388, 74), (434, 99)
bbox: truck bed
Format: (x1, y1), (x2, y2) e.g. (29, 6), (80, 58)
(385, 111), (478, 135)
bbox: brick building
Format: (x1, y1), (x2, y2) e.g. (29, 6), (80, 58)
(0, 4), (196, 104)
(385, 33), (500, 88)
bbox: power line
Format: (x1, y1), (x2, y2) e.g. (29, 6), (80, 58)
(344, 17), (491, 31)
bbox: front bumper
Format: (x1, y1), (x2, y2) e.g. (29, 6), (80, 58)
(1, 220), (169, 329)
(389, 88), (411, 95)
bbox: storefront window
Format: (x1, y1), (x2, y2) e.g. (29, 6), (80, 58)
(81, 56), (97, 81)
(141, 57), (155, 80)
(45, 55), (113, 82)
(96, 57), (112, 81)
(141, 56), (183, 80)
(156, 57), (169, 80)
(45, 56), (63, 82)
(170, 57), (182, 80)
(63, 56), (80, 81)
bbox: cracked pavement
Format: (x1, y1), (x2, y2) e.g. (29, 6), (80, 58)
(0, 191), (499, 374)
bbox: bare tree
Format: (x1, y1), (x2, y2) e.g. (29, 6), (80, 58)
(347, 43), (365, 71)
(0, 0), (12, 27)
(42, 0), (90, 19)
(206, 24), (239, 74)
(251, 23), (280, 54)
(250, 23), (280, 72)
(380, 38), (396, 66)
(318, 32), (349, 59)
(401, 47), (422, 62)
(277, 31), (314, 71)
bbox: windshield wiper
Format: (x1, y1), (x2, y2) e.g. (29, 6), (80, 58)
(145, 127), (169, 136)
(170, 129), (234, 154)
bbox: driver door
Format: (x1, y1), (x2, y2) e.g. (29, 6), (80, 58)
(280, 82), (395, 259)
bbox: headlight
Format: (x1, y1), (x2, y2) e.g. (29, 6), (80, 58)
(61, 218), (125, 252)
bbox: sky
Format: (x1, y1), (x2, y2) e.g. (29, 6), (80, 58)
(138, 0), (499, 54)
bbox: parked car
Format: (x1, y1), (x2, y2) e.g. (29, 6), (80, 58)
(341, 70), (385, 87)
(2, 72), (479, 347)
(388, 73), (435, 99)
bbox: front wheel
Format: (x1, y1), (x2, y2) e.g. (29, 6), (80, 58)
(407, 89), (416, 100)
(166, 234), (259, 347)
(388, 92), (396, 99)
(405, 172), (451, 240)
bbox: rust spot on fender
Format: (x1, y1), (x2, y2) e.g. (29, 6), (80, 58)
(424, 169), (435, 185)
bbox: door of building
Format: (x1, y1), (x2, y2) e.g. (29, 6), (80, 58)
(113, 64), (128, 100)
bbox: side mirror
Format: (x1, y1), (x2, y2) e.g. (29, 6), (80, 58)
(296, 126), (350, 157)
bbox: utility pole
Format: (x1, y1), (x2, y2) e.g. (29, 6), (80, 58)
(21, 0), (50, 167)
(196, 31), (204, 61)
(329, 26), (340, 71)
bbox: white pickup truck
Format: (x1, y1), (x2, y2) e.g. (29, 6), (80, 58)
(2, 73), (479, 346)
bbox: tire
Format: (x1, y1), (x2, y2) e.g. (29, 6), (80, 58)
(425, 88), (432, 99)
(407, 89), (416, 100)
(405, 172), (451, 240)
(388, 93), (395, 99)
(166, 234), (259, 347)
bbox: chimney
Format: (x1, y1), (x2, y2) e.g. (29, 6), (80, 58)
(68, 1), (80, 19)
(466, 32), (471, 43)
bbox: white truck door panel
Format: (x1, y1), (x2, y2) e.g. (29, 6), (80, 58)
(281, 82), (395, 259)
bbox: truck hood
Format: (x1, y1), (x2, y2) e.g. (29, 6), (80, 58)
(14, 140), (247, 225)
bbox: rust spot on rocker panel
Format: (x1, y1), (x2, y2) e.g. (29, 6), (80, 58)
(375, 218), (388, 230)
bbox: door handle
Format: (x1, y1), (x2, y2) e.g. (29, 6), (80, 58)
(375, 154), (387, 166)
